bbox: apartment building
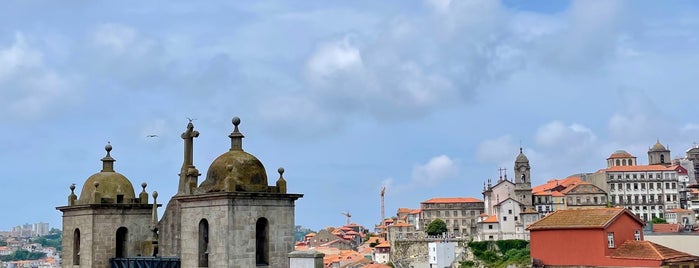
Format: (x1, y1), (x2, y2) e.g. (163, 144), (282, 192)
(419, 197), (484, 237)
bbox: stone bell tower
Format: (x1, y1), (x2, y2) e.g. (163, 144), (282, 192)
(158, 117), (303, 268)
(56, 143), (159, 268)
(514, 147), (533, 210)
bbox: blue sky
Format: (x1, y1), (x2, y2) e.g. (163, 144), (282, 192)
(2, 0), (699, 232)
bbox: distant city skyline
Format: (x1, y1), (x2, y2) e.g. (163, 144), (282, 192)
(2, 1), (699, 232)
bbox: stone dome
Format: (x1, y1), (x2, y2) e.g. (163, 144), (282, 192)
(515, 147), (529, 162)
(608, 150), (634, 159)
(197, 117), (269, 193)
(78, 143), (136, 204)
(650, 139), (667, 151)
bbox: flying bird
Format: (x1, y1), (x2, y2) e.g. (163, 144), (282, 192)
(146, 134), (159, 138)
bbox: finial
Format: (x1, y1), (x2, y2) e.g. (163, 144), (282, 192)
(101, 142), (116, 172)
(70, 183), (76, 192)
(153, 191), (158, 199)
(278, 167), (285, 176)
(276, 167), (287, 194)
(142, 182), (148, 191)
(519, 147), (523, 154)
(229, 116), (245, 151)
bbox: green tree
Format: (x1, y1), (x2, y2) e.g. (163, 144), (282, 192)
(651, 217), (667, 224)
(425, 219), (447, 236)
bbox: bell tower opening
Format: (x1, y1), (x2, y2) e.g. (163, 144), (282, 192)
(73, 228), (80, 265)
(198, 219), (209, 267)
(116, 227), (128, 258)
(256, 217), (269, 266)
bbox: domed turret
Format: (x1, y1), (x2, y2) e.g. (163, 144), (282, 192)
(78, 143), (136, 204)
(197, 117), (269, 193)
(515, 147), (529, 163)
(650, 139), (667, 152)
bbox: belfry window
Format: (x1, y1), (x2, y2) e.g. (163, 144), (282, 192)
(73, 228), (80, 265)
(116, 227), (128, 258)
(199, 219), (209, 267)
(256, 217), (269, 266)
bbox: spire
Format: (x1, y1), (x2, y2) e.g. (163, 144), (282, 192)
(276, 167), (287, 194)
(101, 142), (115, 172)
(229, 116), (245, 151)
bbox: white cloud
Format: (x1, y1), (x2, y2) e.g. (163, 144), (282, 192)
(306, 36), (363, 85)
(0, 33), (78, 118)
(411, 155), (459, 186)
(535, 121), (596, 149)
(476, 135), (519, 165)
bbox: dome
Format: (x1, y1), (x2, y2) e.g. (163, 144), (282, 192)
(608, 150), (634, 159)
(197, 117), (269, 193)
(650, 139), (667, 151)
(515, 147), (529, 162)
(78, 143), (136, 204)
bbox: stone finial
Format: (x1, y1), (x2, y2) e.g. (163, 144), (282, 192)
(150, 190), (160, 256)
(229, 116), (245, 151)
(101, 142), (116, 172)
(68, 183), (77, 206)
(92, 181), (101, 204)
(140, 182), (149, 204)
(276, 167), (287, 194)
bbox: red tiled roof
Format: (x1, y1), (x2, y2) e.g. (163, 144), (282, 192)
(610, 240), (698, 263)
(666, 208), (693, 213)
(422, 197), (482, 203)
(532, 177), (582, 193)
(388, 222), (412, 227)
(652, 223), (682, 233)
(375, 241), (390, 248)
(607, 150), (635, 159)
(483, 215), (498, 223)
(527, 208), (643, 230)
(397, 208), (411, 213)
(603, 165), (679, 172)
(551, 191), (565, 197)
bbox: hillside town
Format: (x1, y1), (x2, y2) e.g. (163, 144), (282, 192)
(0, 223), (60, 268)
(289, 140), (699, 267)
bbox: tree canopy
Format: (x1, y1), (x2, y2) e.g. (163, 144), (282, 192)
(426, 219), (447, 235)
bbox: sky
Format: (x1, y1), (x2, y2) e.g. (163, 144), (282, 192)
(1, 0), (699, 232)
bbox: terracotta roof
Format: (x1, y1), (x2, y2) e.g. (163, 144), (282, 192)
(388, 222), (413, 227)
(422, 197), (482, 204)
(559, 182), (604, 194)
(527, 208), (643, 230)
(495, 197), (521, 206)
(532, 177), (582, 193)
(375, 241), (390, 248)
(305, 232), (316, 237)
(603, 165), (679, 172)
(397, 208), (411, 213)
(607, 150), (635, 159)
(363, 264), (392, 268)
(610, 240), (698, 263)
(409, 209), (421, 214)
(652, 223), (682, 233)
(483, 215), (498, 223)
(551, 191), (565, 197)
(666, 208), (693, 213)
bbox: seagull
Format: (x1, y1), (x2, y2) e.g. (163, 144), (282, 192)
(146, 134), (159, 138)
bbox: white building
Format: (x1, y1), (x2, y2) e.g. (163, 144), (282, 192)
(428, 242), (456, 268)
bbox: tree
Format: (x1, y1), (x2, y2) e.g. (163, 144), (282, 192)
(426, 219), (447, 236)
(651, 217), (667, 224)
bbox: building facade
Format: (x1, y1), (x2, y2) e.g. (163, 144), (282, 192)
(58, 117), (303, 268)
(419, 197), (483, 237)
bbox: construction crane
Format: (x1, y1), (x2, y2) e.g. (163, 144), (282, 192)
(380, 186), (386, 223)
(341, 211), (351, 225)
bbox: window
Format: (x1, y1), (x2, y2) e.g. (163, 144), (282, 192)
(73, 229), (80, 265)
(503, 216), (507, 221)
(508, 209), (512, 214)
(607, 232), (615, 248)
(116, 227), (128, 258)
(199, 219), (209, 267)
(488, 225), (493, 230)
(514, 216), (518, 221)
(256, 218), (269, 266)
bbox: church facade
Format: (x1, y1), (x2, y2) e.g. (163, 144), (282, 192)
(57, 117), (303, 268)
